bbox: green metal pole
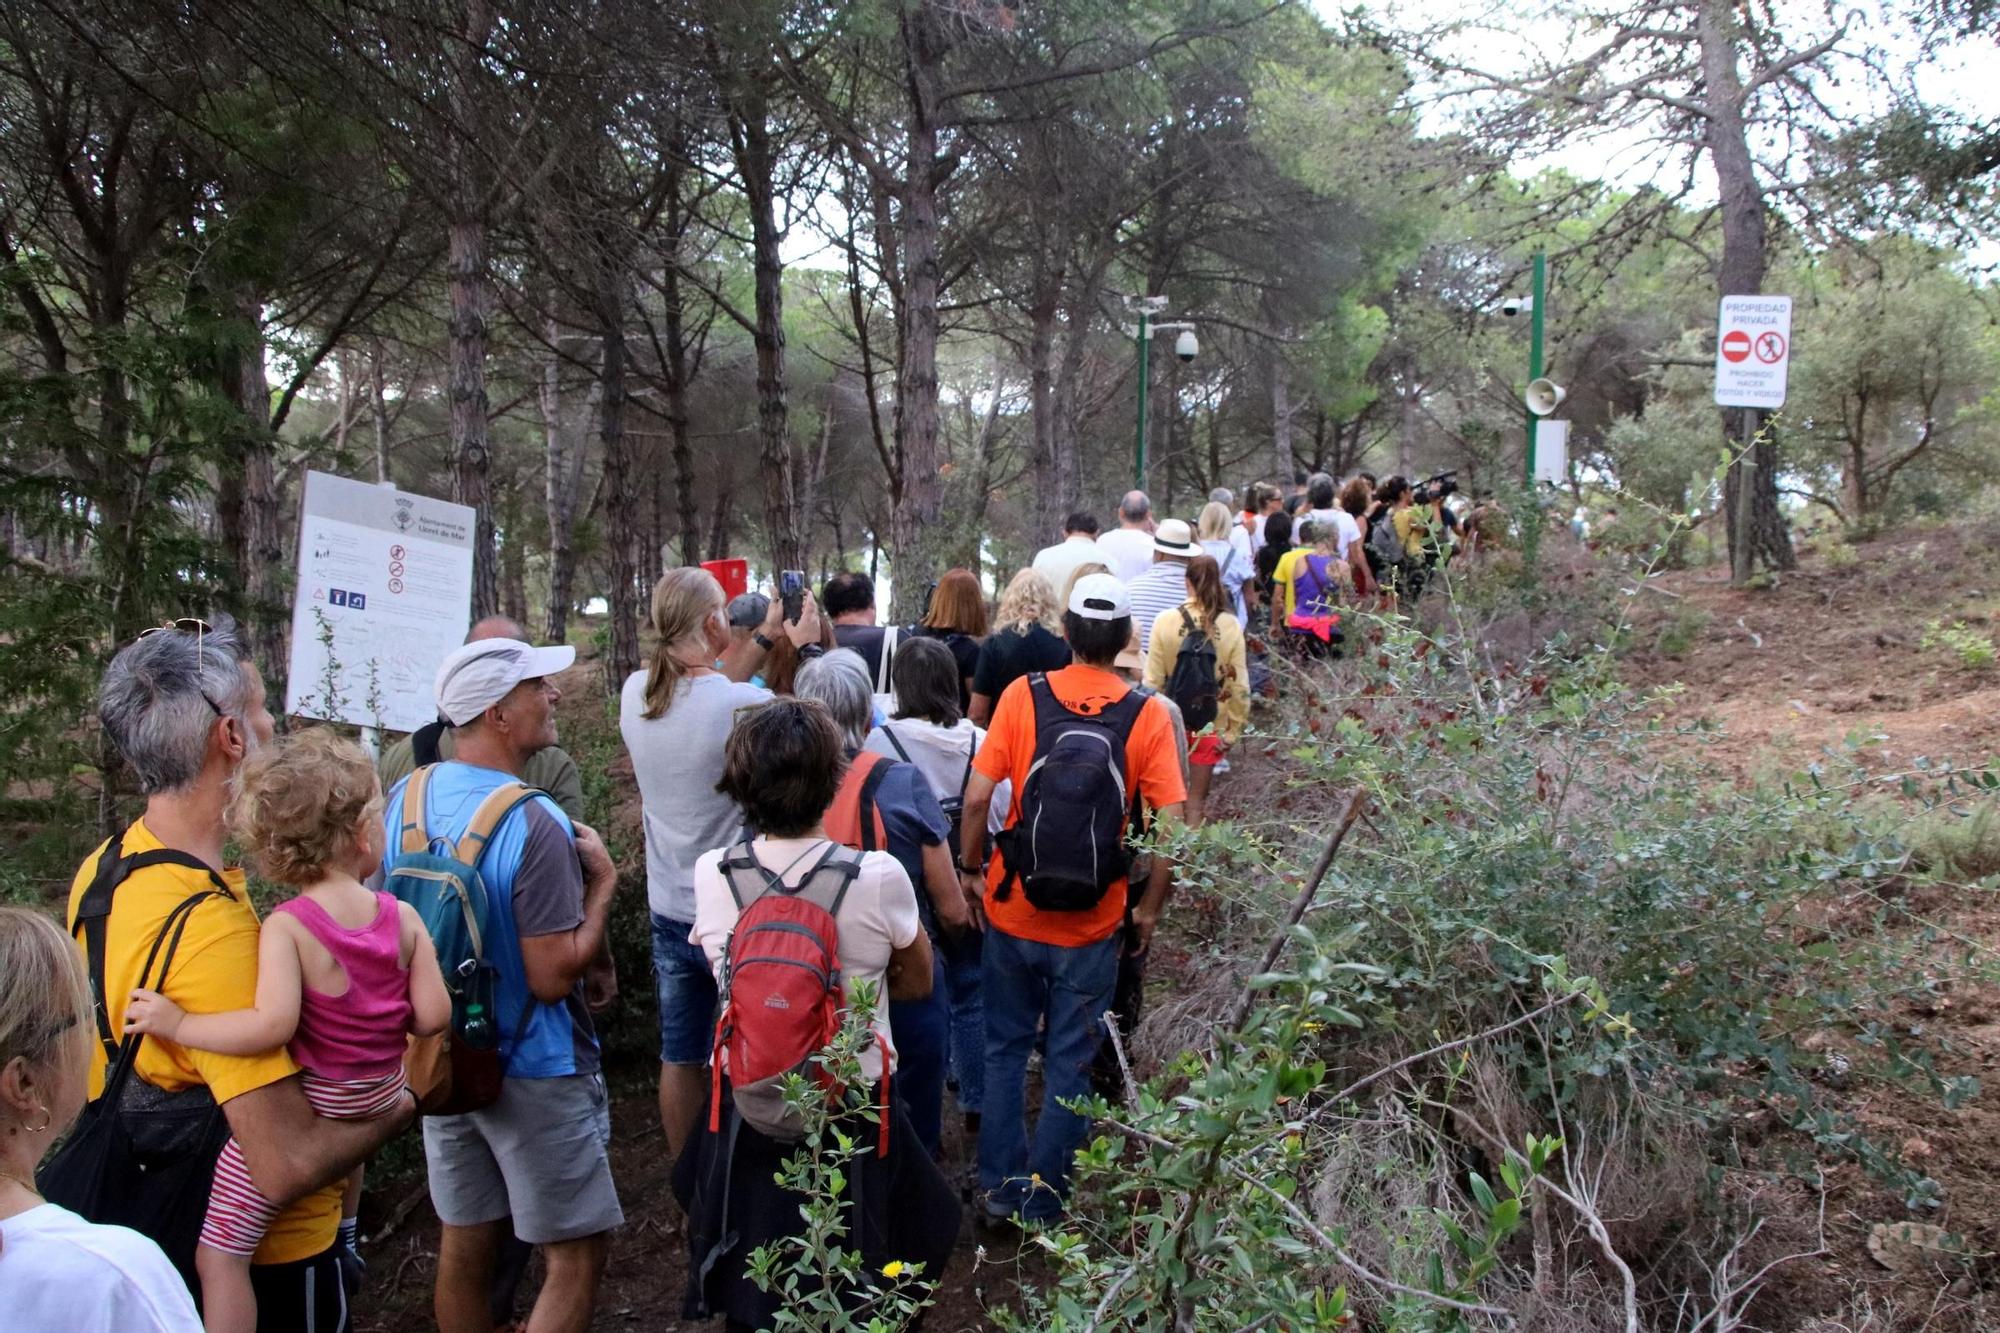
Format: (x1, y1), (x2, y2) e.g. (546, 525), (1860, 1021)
(1135, 310), (1151, 490)
(1524, 250), (1546, 486)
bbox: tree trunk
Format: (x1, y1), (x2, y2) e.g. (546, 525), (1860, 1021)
(447, 216), (496, 617)
(1699, 0), (1794, 584)
(722, 83), (803, 576)
(887, 6), (952, 623)
(598, 268), (641, 691)
(236, 293), (285, 680)
(370, 340), (393, 483)
(448, 0), (498, 617)
(541, 317), (599, 644)
(499, 483), (528, 626)
(1271, 357), (1293, 483)
(1027, 296), (1061, 542)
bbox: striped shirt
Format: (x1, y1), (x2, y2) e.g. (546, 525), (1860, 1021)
(1128, 561), (1191, 655)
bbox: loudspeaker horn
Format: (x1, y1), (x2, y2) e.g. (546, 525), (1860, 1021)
(1525, 378), (1566, 416)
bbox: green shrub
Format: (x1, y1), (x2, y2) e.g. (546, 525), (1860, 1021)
(1020, 610), (1993, 1327)
(1919, 618), (1997, 670)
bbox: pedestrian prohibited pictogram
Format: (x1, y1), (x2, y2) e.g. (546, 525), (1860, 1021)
(1714, 294), (1792, 409)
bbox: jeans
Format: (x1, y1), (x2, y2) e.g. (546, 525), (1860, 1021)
(978, 928), (1120, 1221)
(650, 912), (718, 1065)
(940, 927), (985, 1115)
(888, 950), (950, 1156)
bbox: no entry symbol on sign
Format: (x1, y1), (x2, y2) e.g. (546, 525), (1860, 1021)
(1721, 329), (1752, 363)
(1754, 331), (1787, 364)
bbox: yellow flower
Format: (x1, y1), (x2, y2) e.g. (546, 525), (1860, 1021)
(881, 1260), (906, 1279)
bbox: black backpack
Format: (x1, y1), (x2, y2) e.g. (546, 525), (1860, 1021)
(993, 674), (1147, 912)
(39, 830), (237, 1296)
(1163, 608), (1220, 733)
(878, 723), (975, 861)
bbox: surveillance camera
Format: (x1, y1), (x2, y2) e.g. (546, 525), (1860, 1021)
(1174, 329), (1198, 362)
(1500, 296), (1532, 318)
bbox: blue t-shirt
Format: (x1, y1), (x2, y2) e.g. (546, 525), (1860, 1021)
(382, 762), (598, 1079)
(869, 761), (949, 932)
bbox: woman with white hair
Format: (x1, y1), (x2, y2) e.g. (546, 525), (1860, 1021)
(0, 907), (202, 1331)
(794, 651), (966, 1156)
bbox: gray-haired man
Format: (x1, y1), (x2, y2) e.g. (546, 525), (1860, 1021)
(64, 614), (413, 1331)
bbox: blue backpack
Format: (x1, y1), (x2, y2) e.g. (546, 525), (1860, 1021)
(386, 764), (541, 1114)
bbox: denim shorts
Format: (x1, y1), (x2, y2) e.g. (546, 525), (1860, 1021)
(651, 911), (719, 1065)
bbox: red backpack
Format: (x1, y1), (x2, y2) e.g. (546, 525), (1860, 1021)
(706, 839), (890, 1153)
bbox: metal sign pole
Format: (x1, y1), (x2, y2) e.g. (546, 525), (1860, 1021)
(1525, 250), (1546, 486)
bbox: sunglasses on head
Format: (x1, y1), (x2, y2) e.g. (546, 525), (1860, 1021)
(137, 618), (229, 718)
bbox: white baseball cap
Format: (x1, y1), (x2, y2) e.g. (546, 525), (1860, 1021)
(434, 638), (576, 726)
(1067, 573), (1132, 622)
(1153, 518), (1196, 556)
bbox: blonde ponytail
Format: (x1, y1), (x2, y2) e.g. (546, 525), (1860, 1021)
(642, 567), (726, 720)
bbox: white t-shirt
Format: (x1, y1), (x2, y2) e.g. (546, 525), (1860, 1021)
(864, 719), (1010, 833)
(1031, 536), (1106, 602)
(0, 1203), (202, 1333)
(1310, 508), (1363, 561)
(620, 670), (771, 921)
(691, 838), (921, 1079)
(1094, 527), (1156, 583)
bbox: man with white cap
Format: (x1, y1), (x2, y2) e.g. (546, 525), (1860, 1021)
(379, 637), (625, 1333)
(955, 573), (1186, 1226)
(1125, 517), (1196, 655)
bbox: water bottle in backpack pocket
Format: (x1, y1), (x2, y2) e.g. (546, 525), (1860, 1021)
(385, 766), (540, 1115)
(992, 674), (1147, 912)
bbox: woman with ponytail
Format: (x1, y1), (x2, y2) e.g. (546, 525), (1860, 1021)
(618, 568), (816, 1160)
(1143, 555), (1248, 827)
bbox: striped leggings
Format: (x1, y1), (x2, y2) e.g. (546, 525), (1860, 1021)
(200, 1069), (407, 1257)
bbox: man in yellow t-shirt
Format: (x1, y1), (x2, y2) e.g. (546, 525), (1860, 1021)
(67, 615), (411, 1329)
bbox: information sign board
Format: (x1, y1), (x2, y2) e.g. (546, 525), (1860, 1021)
(286, 471), (474, 732)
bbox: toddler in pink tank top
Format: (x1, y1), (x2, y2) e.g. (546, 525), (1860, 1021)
(126, 732), (449, 1333)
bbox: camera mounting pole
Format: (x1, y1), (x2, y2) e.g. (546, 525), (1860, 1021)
(1124, 295), (1197, 490)
(1524, 251), (1546, 485)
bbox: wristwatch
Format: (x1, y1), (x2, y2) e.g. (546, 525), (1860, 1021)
(958, 861), (983, 874)
(752, 631), (775, 651)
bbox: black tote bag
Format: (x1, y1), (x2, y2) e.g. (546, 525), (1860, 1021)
(38, 843), (235, 1297)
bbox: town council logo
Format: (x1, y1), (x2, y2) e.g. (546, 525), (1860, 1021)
(392, 498), (415, 532)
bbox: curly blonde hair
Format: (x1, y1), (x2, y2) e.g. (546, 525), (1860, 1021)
(996, 567), (1062, 635)
(228, 729), (382, 886)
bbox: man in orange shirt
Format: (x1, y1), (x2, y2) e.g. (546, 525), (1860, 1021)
(958, 574), (1185, 1225)
(63, 615), (412, 1330)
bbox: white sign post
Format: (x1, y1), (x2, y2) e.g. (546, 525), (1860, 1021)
(287, 471), (474, 733)
(1532, 419), (1570, 485)
(1714, 295), (1793, 410)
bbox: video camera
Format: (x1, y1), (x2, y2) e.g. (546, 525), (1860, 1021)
(1411, 470), (1459, 506)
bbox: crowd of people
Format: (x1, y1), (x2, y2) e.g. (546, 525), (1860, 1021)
(0, 469), (1467, 1332)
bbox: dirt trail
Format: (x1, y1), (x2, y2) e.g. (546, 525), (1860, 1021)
(1624, 523), (2000, 780)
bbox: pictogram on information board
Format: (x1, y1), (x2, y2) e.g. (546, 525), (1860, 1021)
(286, 471), (474, 731)
(1714, 295), (1793, 409)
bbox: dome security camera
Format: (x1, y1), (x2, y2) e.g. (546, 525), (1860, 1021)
(1500, 296), (1533, 318)
(1174, 329), (1199, 362)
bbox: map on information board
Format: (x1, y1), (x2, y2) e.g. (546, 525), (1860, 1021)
(286, 471), (474, 732)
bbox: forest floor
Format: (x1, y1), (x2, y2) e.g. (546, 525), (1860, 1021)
(354, 524), (2000, 1329)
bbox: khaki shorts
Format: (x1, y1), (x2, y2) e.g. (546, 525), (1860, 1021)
(422, 1072), (623, 1244)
